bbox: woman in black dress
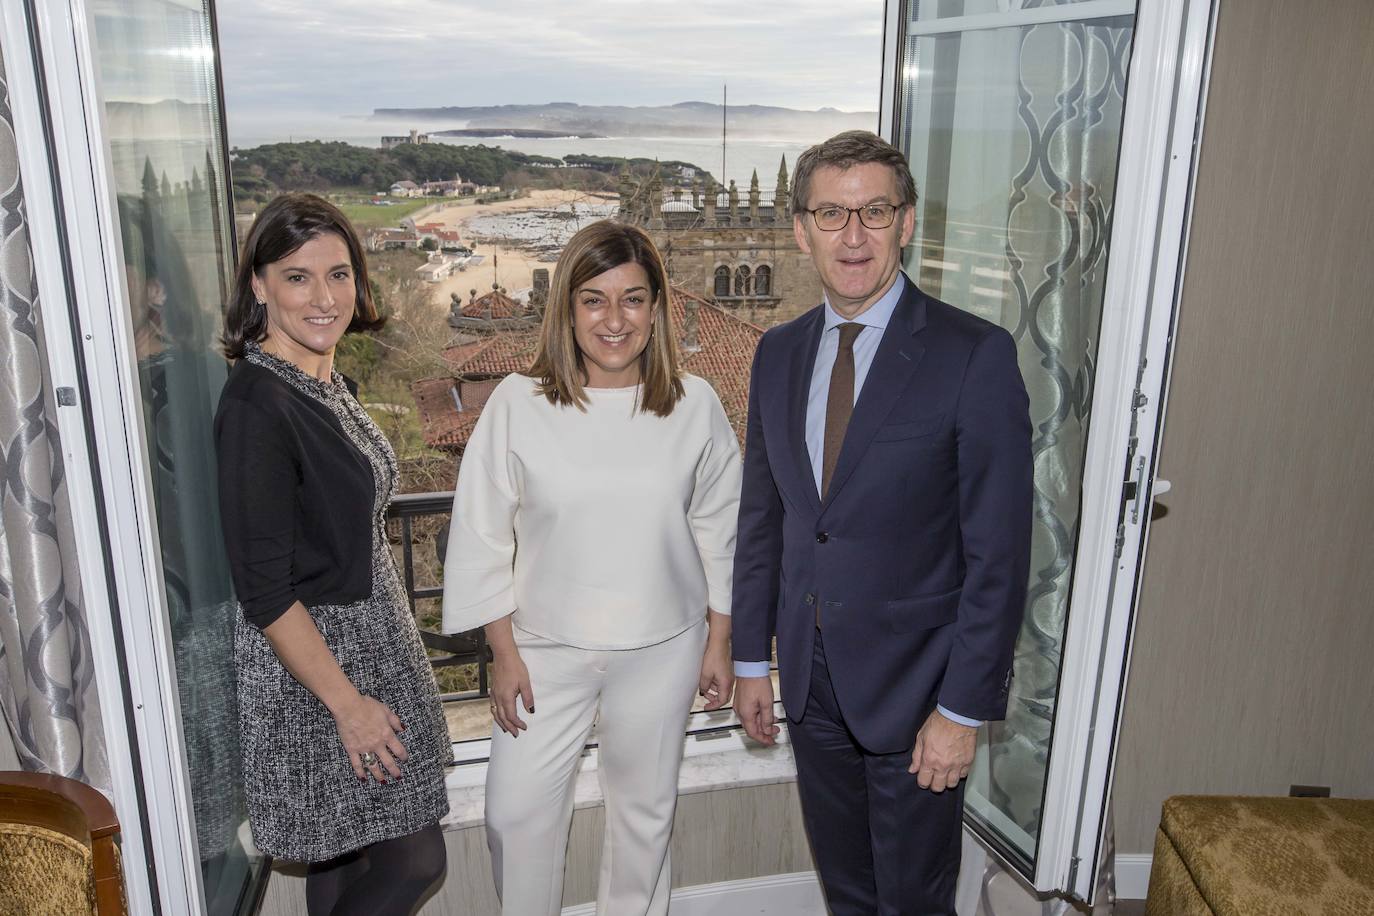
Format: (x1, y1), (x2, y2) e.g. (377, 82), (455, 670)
(215, 193), (451, 915)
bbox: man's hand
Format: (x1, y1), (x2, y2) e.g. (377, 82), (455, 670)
(909, 708), (977, 792)
(733, 676), (779, 746)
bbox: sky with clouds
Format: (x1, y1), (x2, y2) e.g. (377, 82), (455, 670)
(217, 0), (886, 134)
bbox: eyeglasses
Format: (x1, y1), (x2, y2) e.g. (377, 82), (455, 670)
(804, 203), (903, 232)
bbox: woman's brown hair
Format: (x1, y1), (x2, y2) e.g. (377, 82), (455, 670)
(528, 220), (684, 416)
(222, 192), (384, 358)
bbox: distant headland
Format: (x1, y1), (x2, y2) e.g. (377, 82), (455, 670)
(433, 128), (607, 139)
(370, 101), (876, 140)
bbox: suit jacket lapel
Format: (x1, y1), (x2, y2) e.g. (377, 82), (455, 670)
(789, 308), (825, 514)
(821, 284), (928, 509)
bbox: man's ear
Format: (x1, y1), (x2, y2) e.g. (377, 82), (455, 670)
(793, 214), (813, 256)
(898, 202), (916, 249)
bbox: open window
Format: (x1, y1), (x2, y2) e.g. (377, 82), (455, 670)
(880, 0), (1215, 900)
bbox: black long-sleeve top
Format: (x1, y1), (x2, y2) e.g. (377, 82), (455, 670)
(214, 355), (373, 629)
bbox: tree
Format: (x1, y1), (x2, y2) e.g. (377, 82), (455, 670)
(141, 158), (159, 198)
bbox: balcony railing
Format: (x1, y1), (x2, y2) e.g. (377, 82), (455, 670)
(389, 493), (783, 752)
(386, 490), (490, 699)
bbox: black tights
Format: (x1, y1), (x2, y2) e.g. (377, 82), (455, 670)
(305, 823), (446, 916)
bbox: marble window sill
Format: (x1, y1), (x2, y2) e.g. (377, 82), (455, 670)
(441, 714), (797, 831)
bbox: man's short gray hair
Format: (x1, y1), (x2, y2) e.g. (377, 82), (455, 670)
(790, 130), (918, 216)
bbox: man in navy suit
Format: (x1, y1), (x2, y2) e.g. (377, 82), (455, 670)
(731, 131), (1032, 914)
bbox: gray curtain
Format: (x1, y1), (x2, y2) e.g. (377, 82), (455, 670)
(0, 39), (110, 789)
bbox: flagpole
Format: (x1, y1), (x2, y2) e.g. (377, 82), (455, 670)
(721, 84), (727, 189)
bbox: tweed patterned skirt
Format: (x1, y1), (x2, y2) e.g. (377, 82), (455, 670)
(234, 549), (452, 862)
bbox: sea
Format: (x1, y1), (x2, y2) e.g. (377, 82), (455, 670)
(228, 115), (819, 192)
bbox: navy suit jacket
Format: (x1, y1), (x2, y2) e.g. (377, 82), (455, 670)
(731, 278), (1033, 754)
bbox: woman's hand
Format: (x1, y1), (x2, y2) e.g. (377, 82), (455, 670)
(333, 693), (407, 782)
(489, 646), (534, 736)
(485, 615), (534, 736)
(698, 609), (734, 711)
(259, 604), (407, 783)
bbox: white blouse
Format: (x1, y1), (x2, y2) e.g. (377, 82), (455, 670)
(441, 372), (742, 650)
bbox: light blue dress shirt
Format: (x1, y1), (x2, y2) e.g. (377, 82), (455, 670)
(733, 274), (983, 728)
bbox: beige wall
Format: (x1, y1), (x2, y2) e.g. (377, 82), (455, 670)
(1113, 0), (1374, 854)
(259, 782), (812, 914)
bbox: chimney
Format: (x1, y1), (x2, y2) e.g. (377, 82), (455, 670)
(649, 173), (665, 230)
(618, 167), (634, 219)
(531, 268), (550, 315)
(682, 296), (701, 352)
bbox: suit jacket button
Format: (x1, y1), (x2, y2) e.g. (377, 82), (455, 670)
(815, 532), (829, 543)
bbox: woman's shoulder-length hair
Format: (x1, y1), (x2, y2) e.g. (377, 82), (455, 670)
(221, 191), (384, 358)
(528, 220), (684, 417)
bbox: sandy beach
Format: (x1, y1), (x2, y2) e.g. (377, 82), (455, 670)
(411, 189), (617, 308)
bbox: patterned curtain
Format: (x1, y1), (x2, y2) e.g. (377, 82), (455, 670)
(0, 40), (110, 788)
(985, 11), (1131, 846)
(970, 14), (1130, 912)
(907, 6), (1132, 909)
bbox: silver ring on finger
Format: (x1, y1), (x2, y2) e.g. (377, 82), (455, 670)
(360, 751), (379, 768)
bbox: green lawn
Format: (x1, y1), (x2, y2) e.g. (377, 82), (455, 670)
(336, 196), (433, 230)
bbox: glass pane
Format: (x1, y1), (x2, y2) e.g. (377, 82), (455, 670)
(89, 0), (265, 909)
(898, 9), (1135, 867)
(912, 0), (1110, 22)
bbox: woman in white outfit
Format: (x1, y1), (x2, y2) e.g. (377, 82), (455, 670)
(441, 220), (741, 916)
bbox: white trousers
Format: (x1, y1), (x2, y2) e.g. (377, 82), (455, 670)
(485, 621), (706, 916)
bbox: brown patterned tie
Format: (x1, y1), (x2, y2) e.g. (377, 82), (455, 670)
(821, 323), (864, 500)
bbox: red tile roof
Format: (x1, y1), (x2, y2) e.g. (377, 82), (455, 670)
(670, 287), (762, 443)
(369, 228), (417, 241)
(442, 330), (541, 377)
(417, 285), (761, 452)
(411, 377), (481, 450)
(440, 337), (490, 370)
(456, 289), (528, 321)
(455, 377), (500, 412)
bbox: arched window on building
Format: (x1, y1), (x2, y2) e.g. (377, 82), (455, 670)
(735, 265), (751, 297)
(714, 265), (730, 297)
(754, 264), (772, 297)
